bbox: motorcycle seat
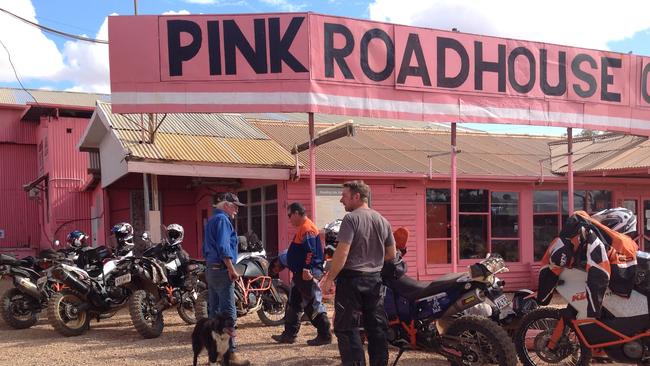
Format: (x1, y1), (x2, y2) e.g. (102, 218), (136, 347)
(0, 253), (20, 266)
(389, 273), (466, 301)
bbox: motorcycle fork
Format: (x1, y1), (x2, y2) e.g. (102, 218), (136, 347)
(547, 317), (565, 350)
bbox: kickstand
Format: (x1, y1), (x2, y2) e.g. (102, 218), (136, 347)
(392, 347), (405, 366)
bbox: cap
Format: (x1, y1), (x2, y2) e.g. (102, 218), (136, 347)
(216, 192), (245, 207)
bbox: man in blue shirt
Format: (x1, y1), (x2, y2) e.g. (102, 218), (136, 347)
(202, 192), (249, 366)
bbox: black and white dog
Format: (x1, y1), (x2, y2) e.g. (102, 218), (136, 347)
(192, 314), (234, 366)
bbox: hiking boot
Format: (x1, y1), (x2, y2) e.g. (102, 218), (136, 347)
(271, 333), (296, 344)
(306, 334), (332, 346)
(229, 352), (251, 366)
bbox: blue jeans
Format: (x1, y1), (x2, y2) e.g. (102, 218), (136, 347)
(206, 267), (237, 352)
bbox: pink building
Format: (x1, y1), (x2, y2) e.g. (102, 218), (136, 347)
(3, 89), (650, 290)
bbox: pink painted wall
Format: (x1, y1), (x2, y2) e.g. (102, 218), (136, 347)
(38, 116), (93, 249)
(0, 108), (40, 256)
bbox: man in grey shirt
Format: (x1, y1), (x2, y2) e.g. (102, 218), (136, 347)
(322, 180), (396, 366)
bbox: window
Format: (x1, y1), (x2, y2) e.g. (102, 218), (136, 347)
(534, 190), (612, 261)
(235, 185), (279, 256)
(425, 188), (520, 264)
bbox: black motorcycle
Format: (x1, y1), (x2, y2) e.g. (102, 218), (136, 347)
(0, 248), (77, 329)
(140, 233), (206, 325)
(195, 233), (289, 326)
(47, 245), (166, 338)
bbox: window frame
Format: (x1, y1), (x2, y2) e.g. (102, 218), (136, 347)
(235, 185), (279, 255)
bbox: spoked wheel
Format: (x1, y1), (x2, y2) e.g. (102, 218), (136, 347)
(47, 289), (90, 336)
(514, 307), (590, 366)
(257, 283), (289, 326)
(0, 288), (40, 329)
(446, 315), (518, 366)
(129, 289), (164, 339)
(177, 290), (198, 325)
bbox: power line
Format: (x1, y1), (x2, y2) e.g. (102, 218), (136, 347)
(0, 38), (40, 107)
(0, 8), (108, 44)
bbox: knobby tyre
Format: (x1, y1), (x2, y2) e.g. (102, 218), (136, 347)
(446, 314), (518, 366)
(46, 288), (90, 336)
(257, 282), (289, 326)
(129, 289), (164, 339)
(0, 288), (39, 329)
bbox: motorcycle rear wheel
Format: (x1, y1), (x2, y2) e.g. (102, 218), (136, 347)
(514, 307), (590, 366)
(129, 289), (164, 339)
(0, 288), (39, 329)
(446, 315), (518, 366)
(257, 282), (289, 326)
(47, 289), (90, 336)
(177, 290), (198, 325)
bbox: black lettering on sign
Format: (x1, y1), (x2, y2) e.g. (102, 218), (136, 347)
(269, 17), (308, 73)
(540, 49), (566, 96)
(207, 21), (221, 75)
(224, 19), (267, 75)
(508, 47), (536, 93)
(571, 54), (597, 98)
(474, 41), (506, 92)
(437, 37), (469, 88)
(397, 33), (431, 86)
(324, 23), (354, 79)
(641, 63), (650, 104)
(359, 28), (394, 82)
(601, 57), (621, 102)
(167, 20), (202, 77)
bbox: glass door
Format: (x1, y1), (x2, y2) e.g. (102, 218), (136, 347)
(622, 198), (641, 247)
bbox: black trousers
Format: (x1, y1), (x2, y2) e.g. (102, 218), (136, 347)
(283, 272), (330, 338)
(334, 271), (388, 366)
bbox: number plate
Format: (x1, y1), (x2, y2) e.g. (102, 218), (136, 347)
(493, 294), (511, 310)
(114, 273), (131, 286)
(36, 276), (48, 286)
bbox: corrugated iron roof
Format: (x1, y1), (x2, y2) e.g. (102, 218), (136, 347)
(550, 133), (650, 174)
(0, 87), (109, 107)
(99, 102), (294, 168)
(251, 121), (555, 177)
(242, 112), (480, 131)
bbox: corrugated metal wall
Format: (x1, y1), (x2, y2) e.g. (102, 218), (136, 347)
(41, 117), (93, 246)
(0, 144), (39, 248)
(0, 109), (37, 145)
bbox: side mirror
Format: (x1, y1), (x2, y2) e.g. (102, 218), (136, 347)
(54, 240), (60, 247)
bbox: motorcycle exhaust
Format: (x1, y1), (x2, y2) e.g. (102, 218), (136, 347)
(14, 276), (41, 298)
(52, 267), (106, 307)
(437, 288), (485, 333)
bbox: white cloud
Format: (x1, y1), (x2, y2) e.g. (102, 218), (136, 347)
(0, 0), (65, 82)
(368, 0), (650, 51)
(162, 10), (191, 15)
(260, 0), (306, 12)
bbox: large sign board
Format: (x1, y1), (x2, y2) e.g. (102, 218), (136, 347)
(109, 13), (650, 134)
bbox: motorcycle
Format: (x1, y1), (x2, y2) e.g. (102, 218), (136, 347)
(382, 253), (518, 365)
(140, 231), (206, 325)
(0, 246), (81, 329)
(195, 232), (290, 326)
(47, 243), (166, 338)
(514, 249), (650, 365)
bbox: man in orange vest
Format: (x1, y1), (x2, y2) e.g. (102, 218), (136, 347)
(271, 202), (332, 346)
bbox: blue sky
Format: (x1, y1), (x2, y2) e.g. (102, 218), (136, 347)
(1, 0), (650, 135)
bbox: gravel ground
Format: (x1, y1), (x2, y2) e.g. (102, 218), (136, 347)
(0, 280), (446, 366)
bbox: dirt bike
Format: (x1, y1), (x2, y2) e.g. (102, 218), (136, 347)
(47, 244), (166, 338)
(514, 250), (650, 365)
(382, 253), (518, 365)
(0, 246), (84, 329)
(140, 232), (206, 325)
(196, 233), (290, 326)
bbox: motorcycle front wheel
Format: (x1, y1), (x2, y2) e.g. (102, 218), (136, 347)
(446, 315), (518, 366)
(177, 290), (198, 325)
(257, 282), (289, 326)
(129, 289), (164, 339)
(0, 288), (39, 329)
(46, 289), (90, 336)
(514, 307), (590, 366)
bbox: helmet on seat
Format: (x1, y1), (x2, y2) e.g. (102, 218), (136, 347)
(66, 230), (88, 249)
(111, 222), (134, 244)
(166, 223), (184, 243)
(592, 207), (637, 235)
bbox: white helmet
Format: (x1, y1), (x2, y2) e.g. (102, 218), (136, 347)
(167, 223), (184, 243)
(592, 207), (637, 235)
